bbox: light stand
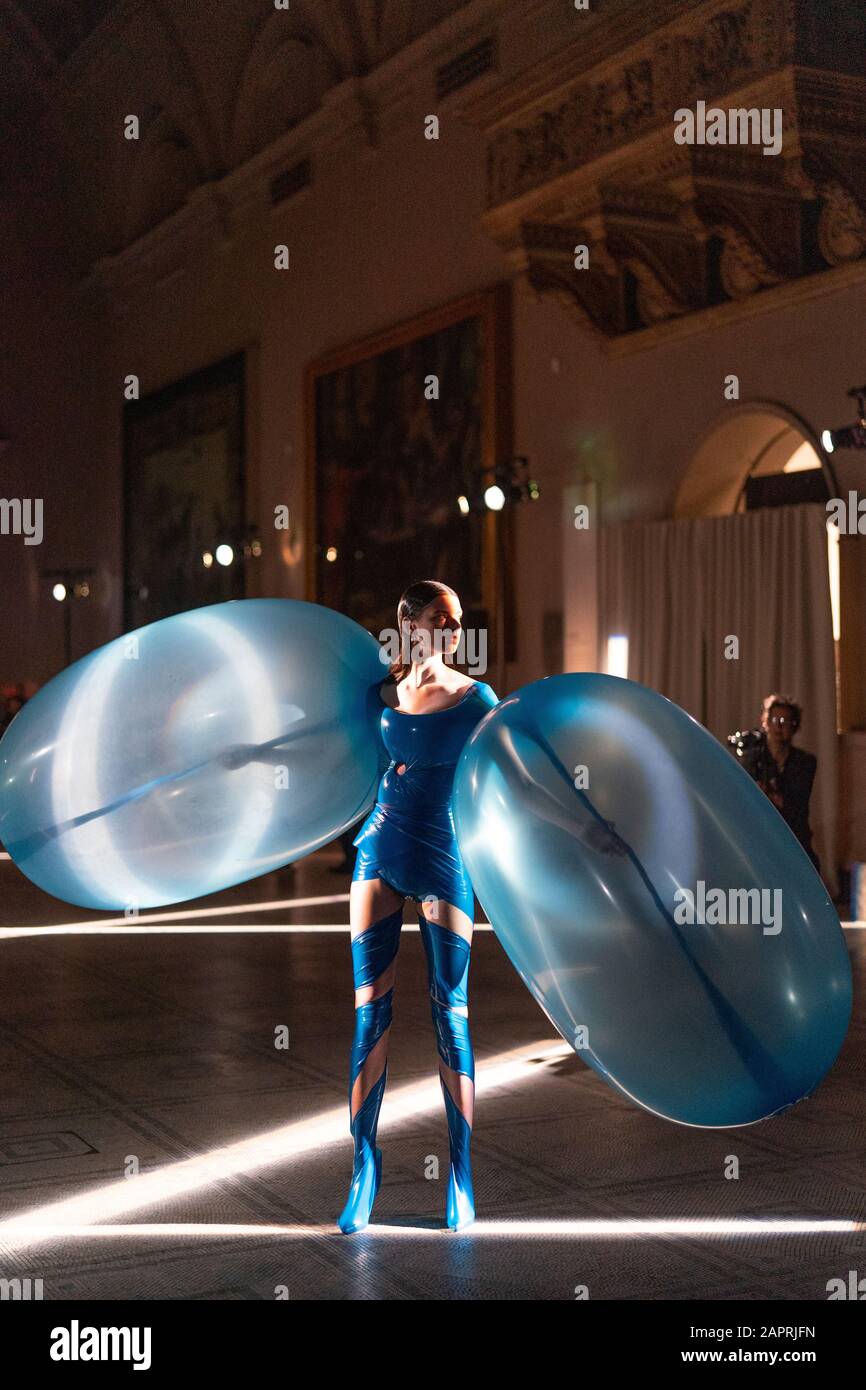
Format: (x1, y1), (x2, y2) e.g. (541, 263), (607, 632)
(40, 567), (94, 667)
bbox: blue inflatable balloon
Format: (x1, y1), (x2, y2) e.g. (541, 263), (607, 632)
(453, 673), (852, 1127)
(0, 599), (387, 910)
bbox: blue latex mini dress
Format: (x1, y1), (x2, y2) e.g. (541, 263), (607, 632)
(351, 680), (499, 917)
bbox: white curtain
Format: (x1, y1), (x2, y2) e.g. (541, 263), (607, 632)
(598, 504), (838, 892)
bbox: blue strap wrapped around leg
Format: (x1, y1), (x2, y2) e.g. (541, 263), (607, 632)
(338, 902), (403, 1233)
(418, 916), (474, 1081)
(418, 913), (476, 1229)
(350, 905), (403, 989)
(441, 1082), (475, 1230)
(348, 991), (393, 1097)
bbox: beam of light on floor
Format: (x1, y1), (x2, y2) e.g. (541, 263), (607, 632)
(0, 1217), (861, 1242)
(0, 891), (351, 935)
(1, 858), (863, 935)
(0, 1041), (570, 1250)
(0, 922), (493, 939)
(0, 915), (856, 935)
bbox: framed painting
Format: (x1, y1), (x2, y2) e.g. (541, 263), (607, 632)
(305, 283), (514, 662)
(123, 353), (246, 630)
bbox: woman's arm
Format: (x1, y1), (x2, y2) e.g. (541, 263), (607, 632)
(477, 715), (627, 857)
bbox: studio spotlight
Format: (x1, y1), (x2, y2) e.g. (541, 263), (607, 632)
(242, 523), (263, 559)
(823, 424), (866, 451)
(822, 385), (866, 452)
(484, 484), (506, 511)
(458, 457), (541, 514)
(502, 456), (541, 505)
(41, 567), (95, 665)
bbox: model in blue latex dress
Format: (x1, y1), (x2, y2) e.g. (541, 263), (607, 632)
(338, 581), (498, 1233)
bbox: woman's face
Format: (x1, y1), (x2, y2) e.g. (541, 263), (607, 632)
(407, 592), (463, 661)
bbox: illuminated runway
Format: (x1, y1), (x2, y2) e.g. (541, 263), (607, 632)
(0, 847), (863, 1300)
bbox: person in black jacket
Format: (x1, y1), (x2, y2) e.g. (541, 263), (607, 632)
(739, 693), (819, 872)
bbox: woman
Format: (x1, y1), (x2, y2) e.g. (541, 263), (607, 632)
(339, 579), (498, 1234)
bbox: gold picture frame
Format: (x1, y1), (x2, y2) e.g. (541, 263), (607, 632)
(304, 282), (514, 662)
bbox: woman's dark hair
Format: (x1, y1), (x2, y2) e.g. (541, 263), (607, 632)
(387, 580), (459, 685)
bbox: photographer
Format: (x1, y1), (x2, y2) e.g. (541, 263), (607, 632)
(730, 694), (819, 873)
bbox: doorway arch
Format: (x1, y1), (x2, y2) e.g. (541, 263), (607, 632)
(673, 401), (835, 518)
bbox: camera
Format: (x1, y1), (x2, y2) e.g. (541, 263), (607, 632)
(727, 727), (778, 791)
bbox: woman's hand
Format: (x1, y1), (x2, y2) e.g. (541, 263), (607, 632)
(581, 820), (629, 857)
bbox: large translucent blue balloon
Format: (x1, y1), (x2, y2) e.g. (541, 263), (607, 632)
(453, 673), (852, 1127)
(0, 599), (387, 910)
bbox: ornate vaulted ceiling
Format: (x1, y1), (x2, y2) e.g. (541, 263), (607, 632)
(0, 0), (472, 261)
(0, 0), (472, 128)
(4, 0), (864, 345)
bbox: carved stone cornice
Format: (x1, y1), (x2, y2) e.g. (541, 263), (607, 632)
(465, 0), (866, 341)
(518, 222), (628, 335)
(716, 225), (782, 297)
(481, 0), (795, 209)
(817, 184), (866, 267)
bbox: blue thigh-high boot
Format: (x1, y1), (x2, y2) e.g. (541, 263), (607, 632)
(418, 913), (475, 1230)
(338, 904), (403, 1234)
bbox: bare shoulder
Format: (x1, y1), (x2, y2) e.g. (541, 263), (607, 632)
(449, 676), (499, 706)
(379, 674), (486, 713)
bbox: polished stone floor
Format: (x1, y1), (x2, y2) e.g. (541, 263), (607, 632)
(0, 847), (863, 1301)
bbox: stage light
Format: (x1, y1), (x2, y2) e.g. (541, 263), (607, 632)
(824, 425), (866, 450)
(506, 456), (540, 504)
(215, 543), (234, 566)
(325, 545), (338, 562)
(606, 634), (629, 678)
(459, 458), (541, 514)
(202, 550), (214, 567)
(827, 519), (841, 642)
(40, 566), (95, 664)
(484, 484), (505, 510)
(822, 385), (866, 451)
(241, 524), (263, 559)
